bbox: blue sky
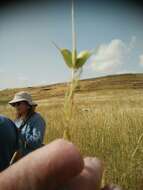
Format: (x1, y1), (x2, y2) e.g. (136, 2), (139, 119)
(0, 0), (143, 89)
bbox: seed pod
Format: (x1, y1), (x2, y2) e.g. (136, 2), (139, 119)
(75, 50), (91, 69)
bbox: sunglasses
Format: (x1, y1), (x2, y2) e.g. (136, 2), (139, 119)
(13, 102), (22, 107)
(13, 101), (27, 107)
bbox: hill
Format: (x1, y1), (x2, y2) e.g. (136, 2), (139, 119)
(0, 73), (143, 190)
(0, 73), (143, 106)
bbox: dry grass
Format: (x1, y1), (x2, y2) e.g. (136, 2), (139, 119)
(0, 74), (143, 190)
(40, 91), (143, 190)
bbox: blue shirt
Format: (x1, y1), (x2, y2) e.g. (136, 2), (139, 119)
(0, 115), (17, 171)
(15, 112), (46, 156)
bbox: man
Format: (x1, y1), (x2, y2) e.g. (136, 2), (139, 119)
(9, 91), (46, 157)
(0, 115), (17, 171)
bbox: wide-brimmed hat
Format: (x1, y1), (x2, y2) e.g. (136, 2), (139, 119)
(9, 91), (37, 107)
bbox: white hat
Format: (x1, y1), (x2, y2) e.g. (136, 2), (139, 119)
(9, 91), (37, 107)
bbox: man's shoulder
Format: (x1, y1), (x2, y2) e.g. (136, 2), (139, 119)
(0, 115), (15, 127)
(30, 112), (45, 124)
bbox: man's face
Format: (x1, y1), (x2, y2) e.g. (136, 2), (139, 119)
(13, 101), (30, 115)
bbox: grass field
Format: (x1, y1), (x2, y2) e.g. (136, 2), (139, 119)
(0, 73), (143, 190)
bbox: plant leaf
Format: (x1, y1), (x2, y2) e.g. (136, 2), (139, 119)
(53, 42), (73, 68)
(75, 50), (92, 69)
(61, 49), (73, 68)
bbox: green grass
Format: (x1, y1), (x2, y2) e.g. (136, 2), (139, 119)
(0, 74), (143, 190)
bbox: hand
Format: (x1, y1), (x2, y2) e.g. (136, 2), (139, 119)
(0, 139), (122, 190)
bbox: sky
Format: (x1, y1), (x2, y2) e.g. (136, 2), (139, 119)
(0, 0), (143, 89)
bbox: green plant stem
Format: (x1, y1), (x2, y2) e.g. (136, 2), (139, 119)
(72, 0), (76, 67)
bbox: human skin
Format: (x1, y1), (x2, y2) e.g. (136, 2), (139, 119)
(0, 139), (84, 190)
(0, 139), (122, 190)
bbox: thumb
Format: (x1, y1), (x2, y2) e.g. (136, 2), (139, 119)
(0, 139), (84, 190)
(64, 157), (104, 190)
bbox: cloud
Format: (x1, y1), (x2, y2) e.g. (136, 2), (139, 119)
(139, 54), (143, 66)
(128, 36), (136, 52)
(17, 74), (29, 83)
(88, 37), (136, 73)
(114, 69), (137, 75)
(0, 72), (30, 89)
(0, 72), (49, 89)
